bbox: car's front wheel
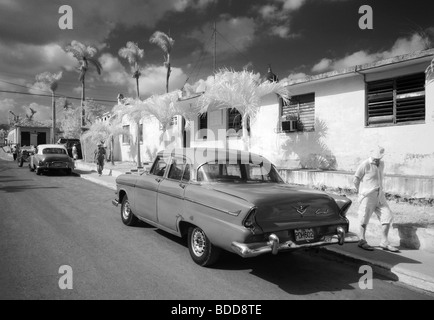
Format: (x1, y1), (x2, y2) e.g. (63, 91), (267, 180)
(188, 226), (221, 267)
(121, 195), (138, 226)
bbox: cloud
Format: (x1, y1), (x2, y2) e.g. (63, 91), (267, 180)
(256, 0), (352, 39)
(0, 0), (215, 47)
(0, 42), (77, 77)
(98, 53), (188, 97)
(281, 72), (309, 83)
(190, 16), (256, 55)
(0, 99), (50, 124)
(311, 33), (430, 73)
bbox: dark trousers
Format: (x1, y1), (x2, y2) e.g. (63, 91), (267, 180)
(96, 160), (104, 174)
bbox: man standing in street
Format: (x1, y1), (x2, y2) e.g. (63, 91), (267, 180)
(94, 142), (106, 176)
(353, 146), (399, 252)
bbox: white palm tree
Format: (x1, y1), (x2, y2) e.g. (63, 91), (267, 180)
(64, 41), (102, 127)
(81, 119), (125, 166)
(118, 42), (145, 98)
(118, 42), (145, 167)
(34, 71), (63, 143)
(199, 69), (290, 150)
(150, 31), (175, 93)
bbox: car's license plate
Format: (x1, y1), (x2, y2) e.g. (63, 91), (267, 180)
(294, 228), (315, 242)
(52, 163), (64, 167)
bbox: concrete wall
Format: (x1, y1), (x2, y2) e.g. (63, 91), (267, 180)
(249, 63), (434, 177)
(118, 115), (184, 164)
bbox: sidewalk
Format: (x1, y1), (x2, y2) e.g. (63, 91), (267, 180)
(74, 160), (434, 294)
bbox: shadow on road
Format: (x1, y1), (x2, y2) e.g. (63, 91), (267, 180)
(0, 185), (60, 193)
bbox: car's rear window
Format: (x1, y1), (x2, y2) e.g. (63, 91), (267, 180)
(197, 162), (283, 183)
(42, 148), (67, 155)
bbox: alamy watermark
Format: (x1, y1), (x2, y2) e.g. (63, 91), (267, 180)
(358, 265), (373, 290)
(58, 265), (73, 290)
(58, 5), (73, 30)
(359, 5), (373, 30)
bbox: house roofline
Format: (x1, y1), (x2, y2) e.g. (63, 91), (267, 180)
(285, 49), (434, 87)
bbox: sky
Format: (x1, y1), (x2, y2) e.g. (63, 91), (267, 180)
(0, 0), (433, 125)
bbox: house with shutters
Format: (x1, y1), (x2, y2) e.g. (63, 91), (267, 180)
(118, 49), (434, 196)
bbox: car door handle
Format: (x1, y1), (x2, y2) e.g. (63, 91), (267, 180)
(179, 183), (186, 189)
(155, 178), (162, 183)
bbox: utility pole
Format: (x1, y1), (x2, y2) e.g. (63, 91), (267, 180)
(213, 21), (217, 75)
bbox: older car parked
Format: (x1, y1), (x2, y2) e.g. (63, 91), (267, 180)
(112, 148), (358, 266)
(29, 144), (75, 175)
(17, 145), (35, 167)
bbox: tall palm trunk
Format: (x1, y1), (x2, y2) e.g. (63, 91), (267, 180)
(111, 135), (115, 166)
(51, 91), (56, 144)
(135, 77), (142, 168)
(242, 115), (249, 151)
(166, 64), (171, 93)
(81, 76), (86, 127)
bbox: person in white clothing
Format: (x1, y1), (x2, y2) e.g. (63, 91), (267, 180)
(353, 146), (399, 252)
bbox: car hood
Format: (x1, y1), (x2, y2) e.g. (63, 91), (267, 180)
(210, 183), (345, 232)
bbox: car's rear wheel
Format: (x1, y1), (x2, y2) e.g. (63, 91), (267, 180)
(188, 226), (221, 267)
(121, 195), (138, 226)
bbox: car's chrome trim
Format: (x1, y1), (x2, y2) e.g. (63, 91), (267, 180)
(231, 231), (359, 258)
(184, 197), (242, 216)
(112, 199), (119, 207)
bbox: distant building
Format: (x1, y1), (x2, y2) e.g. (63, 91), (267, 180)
(7, 123), (51, 147)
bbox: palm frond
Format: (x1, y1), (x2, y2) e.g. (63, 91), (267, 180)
(88, 58), (103, 75)
(150, 31), (174, 55)
(119, 41), (145, 66)
(199, 69), (290, 119)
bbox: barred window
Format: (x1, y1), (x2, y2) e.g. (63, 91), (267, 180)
(367, 73), (425, 126)
(199, 112), (208, 130)
(228, 109), (250, 135)
(122, 125), (130, 144)
(282, 93), (315, 132)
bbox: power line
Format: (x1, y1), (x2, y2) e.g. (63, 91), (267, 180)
(216, 30), (255, 71)
(0, 90), (117, 104)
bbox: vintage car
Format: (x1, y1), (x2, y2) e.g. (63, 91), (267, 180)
(57, 137), (82, 159)
(17, 146), (36, 167)
(112, 148), (359, 267)
(29, 144), (75, 175)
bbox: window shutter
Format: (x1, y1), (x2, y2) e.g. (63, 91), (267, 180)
(367, 73), (425, 126)
(396, 74), (425, 123)
(367, 79), (394, 124)
(283, 93), (315, 132)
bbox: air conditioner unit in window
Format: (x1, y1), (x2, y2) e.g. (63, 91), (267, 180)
(281, 120), (298, 132)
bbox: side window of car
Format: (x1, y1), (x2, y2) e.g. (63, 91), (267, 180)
(182, 164), (190, 182)
(150, 157), (168, 177)
(168, 158), (189, 182)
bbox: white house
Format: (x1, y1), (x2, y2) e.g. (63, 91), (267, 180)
(117, 49), (434, 196)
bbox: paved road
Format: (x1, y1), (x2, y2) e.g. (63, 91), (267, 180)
(0, 158), (433, 300)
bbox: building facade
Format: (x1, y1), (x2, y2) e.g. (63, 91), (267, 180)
(118, 50), (434, 178)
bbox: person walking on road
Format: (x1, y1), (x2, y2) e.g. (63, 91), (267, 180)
(94, 143), (106, 176)
(72, 143), (78, 161)
(353, 146), (399, 253)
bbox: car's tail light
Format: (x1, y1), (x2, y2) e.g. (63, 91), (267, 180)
(339, 200), (352, 218)
(243, 207), (262, 234)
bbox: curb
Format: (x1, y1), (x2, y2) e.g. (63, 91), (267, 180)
(79, 175), (117, 191)
(322, 246), (434, 293)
